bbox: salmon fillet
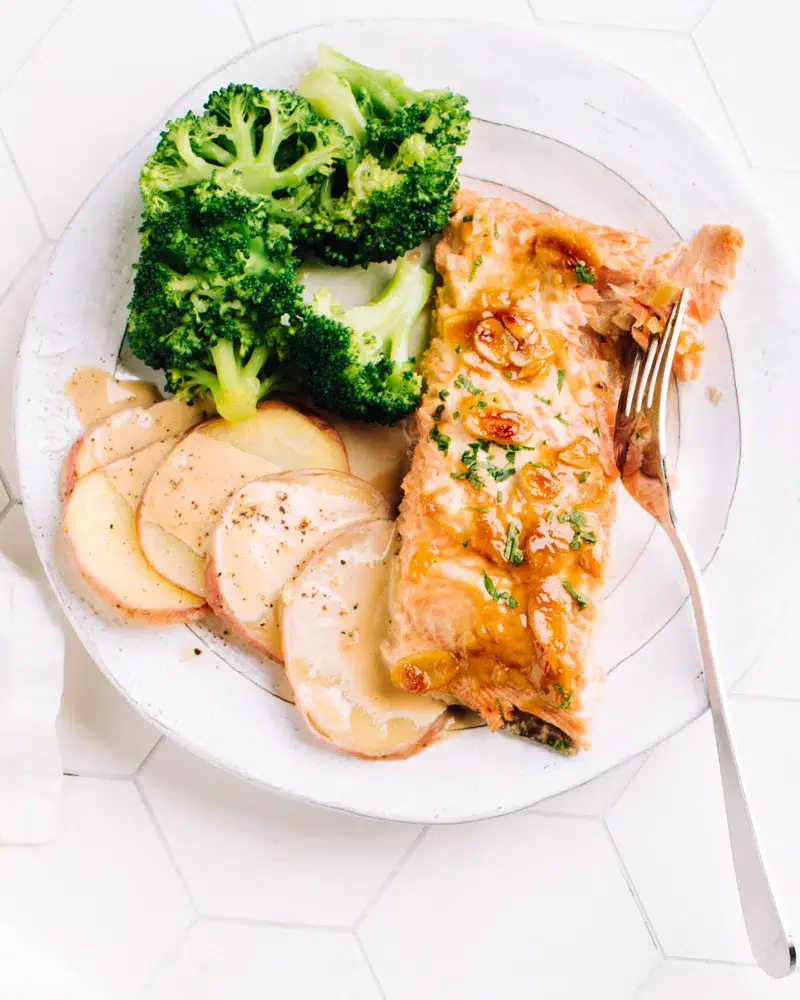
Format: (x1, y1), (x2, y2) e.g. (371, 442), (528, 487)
(383, 190), (743, 753)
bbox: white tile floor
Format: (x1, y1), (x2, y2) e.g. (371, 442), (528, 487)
(0, 1), (798, 997)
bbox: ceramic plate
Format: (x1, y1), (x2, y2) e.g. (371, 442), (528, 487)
(15, 19), (798, 823)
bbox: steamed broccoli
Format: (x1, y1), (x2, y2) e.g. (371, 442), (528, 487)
(290, 254), (433, 423)
(128, 191), (301, 422)
(297, 46), (470, 266)
(139, 84), (351, 223)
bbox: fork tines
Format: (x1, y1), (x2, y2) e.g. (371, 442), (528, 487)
(622, 287), (690, 420)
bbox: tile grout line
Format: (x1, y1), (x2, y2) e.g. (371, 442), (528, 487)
(199, 914), (352, 934)
(134, 775), (200, 917)
(603, 816), (665, 961)
(353, 931), (388, 1000)
(658, 953), (756, 968)
(353, 825), (430, 930)
(690, 0), (718, 34)
(137, 915), (199, 996)
(631, 957), (663, 998)
(0, 0), (73, 103)
(601, 751), (653, 818)
(0, 127), (48, 240)
(687, 34), (753, 169)
(231, 0), (256, 45)
(135, 735), (164, 775)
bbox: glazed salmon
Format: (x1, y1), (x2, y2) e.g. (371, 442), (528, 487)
(383, 191), (743, 752)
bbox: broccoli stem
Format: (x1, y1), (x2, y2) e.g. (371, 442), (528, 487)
(299, 68), (367, 146)
(189, 340), (269, 422)
(342, 255), (433, 365)
(316, 45), (415, 117)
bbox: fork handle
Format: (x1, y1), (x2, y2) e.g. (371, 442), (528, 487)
(664, 519), (795, 978)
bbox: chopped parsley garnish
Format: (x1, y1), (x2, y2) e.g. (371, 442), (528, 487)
(455, 345), (461, 354)
(455, 373), (483, 396)
(554, 682), (573, 709)
(477, 400), (487, 409)
(592, 426), (600, 435)
(535, 394), (552, 405)
(574, 261), (595, 284)
(483, 571), (519, 608)
(487, 464), (515, 482)
(429, 425), (450, 453)
(545, 511), (554, 523)
(503, 523), (525, 565)
(557, 369), (566, 392)
(558, 507), (596, 549)
(494, 222), (500, 239)
(578, 471), (590, 483)
(452, 467), (485, 488)
(467, 506), (490, 513)
(462, 540), (469, 547)
(497, 491), (503, 502)
(555, 413), (568, 425)
(503, 371), (514, 379)
(462, 214), (474, 223)
(433, 403), (445, 420)
(562, 580), (588, 610)
(439, 389), (450, 401)
(468, 254), (484, 282)
(453, 410), (460, 419)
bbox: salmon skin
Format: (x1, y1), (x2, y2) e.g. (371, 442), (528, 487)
(383, 191), (743, 753)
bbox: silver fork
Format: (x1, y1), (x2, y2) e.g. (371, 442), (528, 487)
(614, 288), (795, 979)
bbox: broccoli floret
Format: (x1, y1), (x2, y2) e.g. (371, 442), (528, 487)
(128, 190), (301, 422)
(297, 47), (470, 266)
(139, 84), (351, 224)
(290, 254), (433, 423)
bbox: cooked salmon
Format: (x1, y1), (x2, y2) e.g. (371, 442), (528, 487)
(383, 191), (743, 752)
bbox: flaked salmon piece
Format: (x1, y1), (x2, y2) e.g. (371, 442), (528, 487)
(385, 192), (623, 752)
(587, 224), (744, 380)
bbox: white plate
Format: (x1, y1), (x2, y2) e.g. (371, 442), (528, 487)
(16, 19), (798, 823)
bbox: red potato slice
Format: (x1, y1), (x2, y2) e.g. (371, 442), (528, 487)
(64, 441), (205, 622)
(138, 401), (349, 597)
(281, 519), (450, 760)
(206, 471), (390, 661)
(326, 415), (410, 509)
(61, 398), (206, 500)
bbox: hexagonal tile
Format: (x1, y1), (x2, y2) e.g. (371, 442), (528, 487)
(0, 776), (193, 996)
(639, 959), (800, 998)
(360, 813), (657, 999)
(138, 739), (424, 926)
(0, 0), (249, 237)
(607, 713), (751, 962)
(540, 24), (743, 162)
(530, 0), (711, 31)
(534, 752), (647, 817)
(0, 503), (161, 775)
(145, 921), (381, 1000)
(0, 918), (106, 1000)
(0, 135), (41, 298)
(0, 246), (49, 498)
(735, 602), (800, 700)
(608, 700), (800, 964)
(750, 169), (800, 263)
(236, 0), (535, 44)
(0, 0), (67, 93)
(695, 0), (800, 169)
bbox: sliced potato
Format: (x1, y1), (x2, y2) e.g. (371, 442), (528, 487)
(281, 519), (450, 759)
(64, 442), (205, 622)
(138, 402), (349, 596)
(61, 398), (205, 500)
(206, 471), (390, 660)
(326, 415), (410, 509)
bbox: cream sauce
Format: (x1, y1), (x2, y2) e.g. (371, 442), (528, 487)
(65, 367), (160, 427)
(281, 520), (447, 758)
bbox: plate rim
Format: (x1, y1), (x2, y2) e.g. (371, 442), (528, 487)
(15, 16), (800, 823)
